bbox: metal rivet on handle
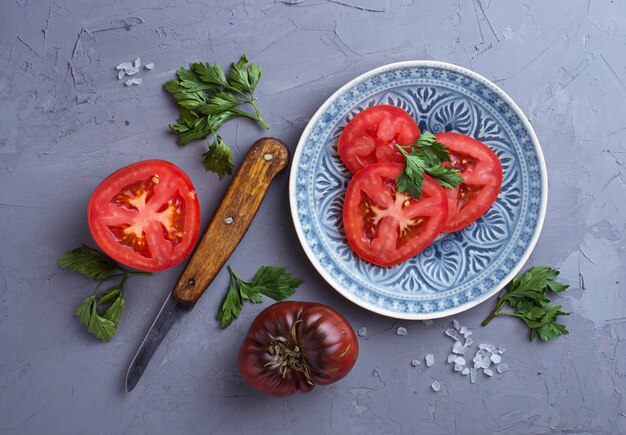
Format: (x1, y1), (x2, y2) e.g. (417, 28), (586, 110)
(263, 153), (273, 161)
(225, 216), (234, 224)
(187, 278), (195, 287)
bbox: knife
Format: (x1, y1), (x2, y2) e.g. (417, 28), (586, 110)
(125, 137), (290, 392)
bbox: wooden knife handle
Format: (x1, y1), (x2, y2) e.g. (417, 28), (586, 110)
(172, 137), (290, 305)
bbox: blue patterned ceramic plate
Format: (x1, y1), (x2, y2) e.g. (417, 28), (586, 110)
(289, 61), (547, 319)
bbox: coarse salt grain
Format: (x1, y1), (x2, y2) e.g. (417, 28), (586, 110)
(445, 329), (462, 341)
(431, 381), (441, 392)
(452, 342), (467, 355)
(497, 363), (509, 373)
(396, 327), (407, 336)
(358, 327), (367, 337)
(425, 354), (434, 367)
(125, 66), (140, 76)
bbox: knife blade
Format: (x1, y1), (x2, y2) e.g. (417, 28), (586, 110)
(125, 137), (289, 392)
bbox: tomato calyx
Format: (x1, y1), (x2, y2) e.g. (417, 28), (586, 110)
(265, 320), (314, 385)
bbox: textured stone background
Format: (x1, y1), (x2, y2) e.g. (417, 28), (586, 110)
(1, 0), (625, 434)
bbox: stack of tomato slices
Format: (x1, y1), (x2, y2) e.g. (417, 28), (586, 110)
(339, 105), (503, 267)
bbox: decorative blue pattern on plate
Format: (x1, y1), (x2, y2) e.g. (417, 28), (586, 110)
(289, 61), (547, 319)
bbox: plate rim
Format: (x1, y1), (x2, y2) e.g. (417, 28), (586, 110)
(288, 60), (548, 320)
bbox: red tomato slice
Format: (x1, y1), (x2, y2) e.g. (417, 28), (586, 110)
(338, 105), (420, 174)
(88, 160), (201, 272)
(436, 132), (503, 232)
(343, 162), (448, 267)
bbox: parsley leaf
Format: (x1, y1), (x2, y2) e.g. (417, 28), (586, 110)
(57, 244), (117, 280)
(217, 265), (303, 329)
(58, 245), (150, 342)
(250, 266), (303, 300)
(217, 275), (243, 329)
(164, 54), (269, 178)
(482, 266), (570, 341)
(203, 134), (234, 178)
(395, 131), (462, 199)
(74, 292), (118, 342)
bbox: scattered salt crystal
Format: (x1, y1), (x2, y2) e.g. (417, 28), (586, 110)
(469, 368), (477, 384)
(117, 70), (125, 80)
(481, 356), (492, 369)
(452, 342), (467, 355)
(463, 330), (473, 338)
(461, 368), (470, 375)
(464, 337), (474, 347)
(484, 368), (494, 377)
(124, 79), (133, 86)
(411, 359), (420, 367)
(454, 364), (463, 372)
(445, 329), (462, 341)
(116, 61), (133, 70)
(490, 354), (502, 364)
(358, 327), (367, 337)
(497, 363), (509, 373)
(498, 345), (506, 354)
(479, 344), (496, 352)
(125, 66), (140, 76)
(134, 57), (141, 68)
(447, 354), (457, 364)
(452, 319), (460, 330)
(396, 327), (407, 336)
(131, 78), (143, 85)
(145, 62), (155, 70)
(455, 357), (466, 366)
(459, 326), (467, 334)
(431, 380), (441, 392)
(425, 354), (434, 367)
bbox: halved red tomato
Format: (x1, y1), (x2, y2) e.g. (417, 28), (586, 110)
(343, 162), (448, 267)
(338, 105), (420, 174)
(88, 160), (201, 272)
(436, 132), (503, 232)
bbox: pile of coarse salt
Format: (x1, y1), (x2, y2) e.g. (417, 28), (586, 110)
(116, 58), (154, 86)
(444, 319), (508, 384)
(402, 319), (510, 392)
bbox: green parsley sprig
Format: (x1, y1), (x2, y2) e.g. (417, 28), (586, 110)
(482, 266), (570, 341)
(217, 265), (303, 328)
(57, 245), (151, 342)
(164, 54), (269, 178)
(395, 131), (463, 199)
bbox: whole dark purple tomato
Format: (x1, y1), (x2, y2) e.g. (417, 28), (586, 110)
(238, 301), (359, 397)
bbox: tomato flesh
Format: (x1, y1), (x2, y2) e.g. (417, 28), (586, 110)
(343, 162), (448, 267)
(436, 132), (503, 232)
(88, 160), (201, 272)
(338, 105), (420, 173)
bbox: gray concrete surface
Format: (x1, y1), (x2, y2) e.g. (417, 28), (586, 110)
(1, 0), (625, 434)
